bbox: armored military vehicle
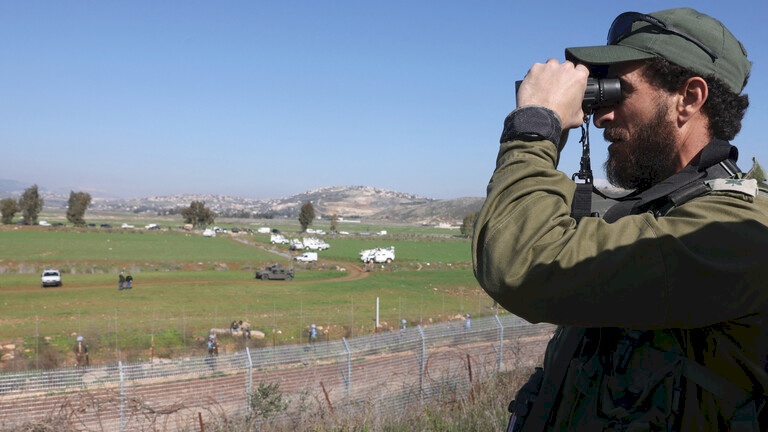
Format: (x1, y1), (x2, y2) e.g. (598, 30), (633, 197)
(255, 264), (295, 281)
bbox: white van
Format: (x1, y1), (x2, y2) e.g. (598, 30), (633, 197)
(293, 252), (318, 262)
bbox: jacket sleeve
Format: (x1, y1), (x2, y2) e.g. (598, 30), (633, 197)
(472, 107), (768, 329)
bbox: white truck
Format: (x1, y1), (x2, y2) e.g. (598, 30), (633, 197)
(302, 237), (330, 251)
(294, 252), (318, 262)
(270, 233), (289, 244)
(359, 246), (395, 264)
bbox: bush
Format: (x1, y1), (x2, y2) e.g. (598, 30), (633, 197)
(248, 382), (289, 421)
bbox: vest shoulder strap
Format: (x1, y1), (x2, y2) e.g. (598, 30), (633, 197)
(602, 146), (743, 221)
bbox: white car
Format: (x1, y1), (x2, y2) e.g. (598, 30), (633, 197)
(41, 269), (62, 288)
(294, 252), (318, 262)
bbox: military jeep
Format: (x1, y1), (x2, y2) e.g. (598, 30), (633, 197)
(255, 264), (295, 281)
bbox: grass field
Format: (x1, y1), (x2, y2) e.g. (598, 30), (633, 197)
(0, 221), (491, 369)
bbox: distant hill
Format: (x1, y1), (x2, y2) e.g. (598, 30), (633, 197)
(373, 197), (485, 224)
(0, 179), (33, 197)
(1, 179), (629, 225)
(84, 185), (485, 225)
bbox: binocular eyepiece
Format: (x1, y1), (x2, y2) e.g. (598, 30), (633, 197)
(515, 77), (622, 112)
(582, 77), (622, 111)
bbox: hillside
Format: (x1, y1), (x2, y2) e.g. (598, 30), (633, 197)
(2, 179), (629, 225)
(0, 180), (485, 225)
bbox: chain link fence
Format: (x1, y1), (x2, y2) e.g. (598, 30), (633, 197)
(0, 315), (555, 431)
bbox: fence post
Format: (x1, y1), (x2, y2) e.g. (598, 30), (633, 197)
(245, 348), (253, 415)
(417, 325), (426, 404)
(342, 338), (351, 401)
(119, 361), (125, 432)
(494, 315), (504, 372)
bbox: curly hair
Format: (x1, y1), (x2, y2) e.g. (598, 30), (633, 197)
(642, 57), (749, 141)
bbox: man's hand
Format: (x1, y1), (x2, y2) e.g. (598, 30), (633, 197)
(517, 59), (589, 130)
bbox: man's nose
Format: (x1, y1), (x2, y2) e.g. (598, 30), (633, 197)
(592, 106), (615, 128)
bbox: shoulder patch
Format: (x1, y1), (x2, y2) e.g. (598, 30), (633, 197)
(705, 178), (758, 197)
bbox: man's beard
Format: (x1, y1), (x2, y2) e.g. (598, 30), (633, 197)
(603, 105), (678, 191)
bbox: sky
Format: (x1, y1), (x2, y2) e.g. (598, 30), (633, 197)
(2, 2), (767, 200)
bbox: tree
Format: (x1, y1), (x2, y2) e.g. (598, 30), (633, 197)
(298, 201), (315, 232)
(66, 191), (92, 226)
(1, 198), (20, 224)
(460, 212), (479, 237)
(19, 184), (44, 225)
(181, 201), (215, 228)
(330, 213), (339, 233)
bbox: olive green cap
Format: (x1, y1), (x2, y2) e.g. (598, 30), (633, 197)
(565, 8), (751, 93)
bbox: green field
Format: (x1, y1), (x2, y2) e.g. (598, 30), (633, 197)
(0, 223), (491, 368)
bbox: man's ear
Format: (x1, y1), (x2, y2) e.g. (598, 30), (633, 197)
(678, 77), (708, 122)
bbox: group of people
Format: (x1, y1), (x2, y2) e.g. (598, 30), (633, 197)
(229, 320), (252, 339)
(117, 271), (133, 290)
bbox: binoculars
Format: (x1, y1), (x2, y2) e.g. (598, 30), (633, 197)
(515, 77), (622, 112)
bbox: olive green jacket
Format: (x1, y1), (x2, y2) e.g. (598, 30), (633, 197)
(473, 112), (768, 329)
(473, 106), (768, 430)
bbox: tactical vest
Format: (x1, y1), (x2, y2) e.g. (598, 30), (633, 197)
(510, 140), (768, 432)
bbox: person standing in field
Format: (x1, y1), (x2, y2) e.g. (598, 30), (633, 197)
(74, 336), (89, 367)
(207, 334), (219, 356)
(118, 272), (125, 290)
(125, 274), (133, 289)
(240, 320), (252, 339)
(206, 334), (219, 370)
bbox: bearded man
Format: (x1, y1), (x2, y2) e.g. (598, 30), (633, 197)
(472, 8), (768, 431)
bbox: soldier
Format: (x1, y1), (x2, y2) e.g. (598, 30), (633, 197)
(473, 8), (768, 431)
(73, 336), (89, 367)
